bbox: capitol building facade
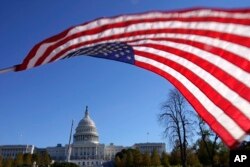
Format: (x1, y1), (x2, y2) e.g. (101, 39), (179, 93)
(68, 107), (117, 166)
(0, 107), (166, 167)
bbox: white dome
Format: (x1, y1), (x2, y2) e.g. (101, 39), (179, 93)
(78, 110), (96, 127)
(73, 106), (99, 144)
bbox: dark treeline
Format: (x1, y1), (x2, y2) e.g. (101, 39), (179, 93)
(0, 152), (51, 167)
(114, 142), (229, 167)
(0, 152), (79, 167)
(114, 148), (168, 167)
(114, 141), (250, 167)
(51, 162), (78, 167)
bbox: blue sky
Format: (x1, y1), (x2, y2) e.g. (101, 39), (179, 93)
(1, 0), (250, 150)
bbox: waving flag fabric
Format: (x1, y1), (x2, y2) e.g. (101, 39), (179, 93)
(4, 8), (250, 148)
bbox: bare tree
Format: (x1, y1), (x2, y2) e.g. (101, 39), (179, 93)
(159, 88), (194, 167)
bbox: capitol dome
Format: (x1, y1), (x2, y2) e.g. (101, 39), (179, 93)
(73, 106), (99, 144)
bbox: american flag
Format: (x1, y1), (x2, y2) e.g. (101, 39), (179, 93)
(5, 8), (250, 148)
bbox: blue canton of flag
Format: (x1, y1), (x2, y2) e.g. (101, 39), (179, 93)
(65, 42), (135, 65)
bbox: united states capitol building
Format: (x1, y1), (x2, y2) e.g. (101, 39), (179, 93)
(0, 107), (166, 167)
(47, 107), (125, 166)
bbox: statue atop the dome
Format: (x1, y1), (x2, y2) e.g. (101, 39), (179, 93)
(85, 106), (89, 118)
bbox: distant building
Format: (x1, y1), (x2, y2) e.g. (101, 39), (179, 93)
(0, 145), (35, 159)
(133, 142), (166, 155)
(104, 143), (123, 160)
(46, 144), (66, 161)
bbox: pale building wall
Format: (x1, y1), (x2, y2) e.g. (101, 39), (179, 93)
(104, 143), (124, 160)
(0, 145), (35, 159)
(46, 144), (66, 161)
(133, 142), (166, 155)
